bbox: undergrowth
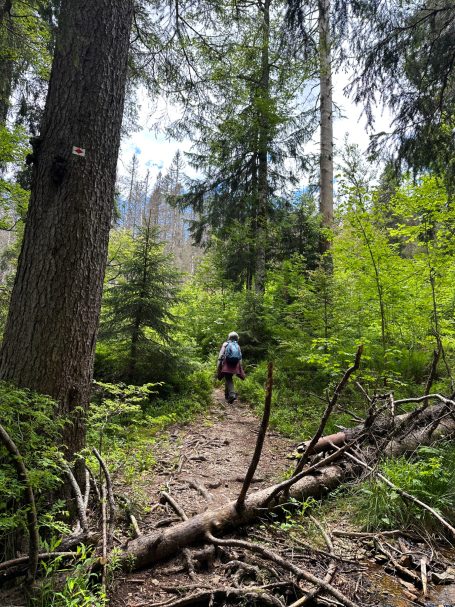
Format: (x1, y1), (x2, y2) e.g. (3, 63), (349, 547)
(353, 444), (455, 536)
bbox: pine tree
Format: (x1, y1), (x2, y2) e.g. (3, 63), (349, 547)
(176, 0), (317, 290)
(101, 217), (181, 384)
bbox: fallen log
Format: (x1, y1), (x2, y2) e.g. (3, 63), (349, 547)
(120, 464), (345, 570)
(120, 412), (455, 571)
(296, 399), (455, 456)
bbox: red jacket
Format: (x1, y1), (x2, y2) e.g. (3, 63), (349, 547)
(217, 341), (246, 380)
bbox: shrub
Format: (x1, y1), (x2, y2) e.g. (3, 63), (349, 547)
(0, 383), (66, 561)
(354, 444), (455, 536)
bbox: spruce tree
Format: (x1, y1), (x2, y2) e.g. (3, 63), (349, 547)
(100, 218), (181, 384)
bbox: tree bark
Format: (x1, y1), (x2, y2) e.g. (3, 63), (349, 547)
(0, 0), (134, 456)
(318, 0), (333, 252)
(254, 0), (270, 294)
(122, 464), (343, 570)
(120, 404), (455, 570)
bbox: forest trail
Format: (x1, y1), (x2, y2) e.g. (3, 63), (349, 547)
(111, 389), (455, 607)
(112, 388), (295, 606)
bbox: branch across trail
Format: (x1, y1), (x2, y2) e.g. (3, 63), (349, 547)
(120, 464), (344, 570)
(119, 404), (455, 571)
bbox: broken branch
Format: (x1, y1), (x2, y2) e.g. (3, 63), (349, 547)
(205, 531), (358, 607)
(0, 423), (39, 584)
(237, 361), (273, 511)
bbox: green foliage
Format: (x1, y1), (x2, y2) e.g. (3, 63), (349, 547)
(97, 226), (182, 385)
(195, 146), (455, 439)
(0, 382), (65, 560)
(353, 445), (455, 536)
(86, 367), (213, 489)
(0, 124), (29, 223)
(31, 544), (112, 607)
(177, 252), (243, 358)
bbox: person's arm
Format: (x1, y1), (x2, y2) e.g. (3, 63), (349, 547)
(217, 342), (226, 366)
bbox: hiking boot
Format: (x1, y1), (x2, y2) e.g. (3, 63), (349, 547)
(227, 394), (235, 404)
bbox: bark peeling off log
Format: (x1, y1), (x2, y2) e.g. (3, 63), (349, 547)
(122, 465), (343, 570)
(385, 417), (455, 457)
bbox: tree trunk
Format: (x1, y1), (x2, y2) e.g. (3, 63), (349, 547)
(122, 464), (343, 570)
(255, 0), (270, 294)
(0, 0), (134, 456)
(318, 0), (333, 252)
(120, 401), (455, 570)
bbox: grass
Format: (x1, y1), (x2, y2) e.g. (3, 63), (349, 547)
(352, 444), (455, 536)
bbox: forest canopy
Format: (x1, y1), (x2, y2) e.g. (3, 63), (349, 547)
(0, 0), (454, 605)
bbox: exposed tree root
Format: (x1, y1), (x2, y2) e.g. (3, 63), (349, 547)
(148, 586), (287, 607)
(205, 531), (358, 607)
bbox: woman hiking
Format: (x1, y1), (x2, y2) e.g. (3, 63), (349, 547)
(217, 331), (246, 403)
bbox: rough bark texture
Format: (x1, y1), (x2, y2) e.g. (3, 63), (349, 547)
(254, 0), (270, 294)
(318, 0), (333, 251)
(121, 464), (343, 570)
(0, 0), (134, 455)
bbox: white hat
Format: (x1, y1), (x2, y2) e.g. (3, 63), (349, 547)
(228, 331), (239, 340)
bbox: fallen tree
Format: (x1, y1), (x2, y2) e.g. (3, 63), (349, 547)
(120, 411), (455, 571)
(4, 348), (455, 607)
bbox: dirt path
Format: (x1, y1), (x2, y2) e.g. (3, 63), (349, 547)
(111, 390), (455, 607)
(111, 389), (295, 606)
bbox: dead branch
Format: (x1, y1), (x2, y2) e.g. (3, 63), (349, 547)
(129, 514), (142, 538)
(63, 462), (88, 534)
(100, 482), (107, 589)
(0, 551), (78, 577)
(148, 587), (286, 607)
(332, 530), (415, 539)
(424, 349), (440, 407)
(0, 423), (39, 584)
(87, 464), (101, 502)
(205, 531), (358, 607)
(93, 447), (116, 540)
(237, 361), (273, 511)
(161, 490), (188, 520)
(289, 517), (337, 607)
(421, 556), (428, 597)
(152, 516), (181, 529)
(294, 346), (363, 476)
(341, 448), (455, 539)
(188, 480), (212, 503)
(376, 541), (421, 586)
(394, 393), (455, 407)
(83, 465), (90, 512)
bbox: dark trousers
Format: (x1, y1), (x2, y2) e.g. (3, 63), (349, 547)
(224, 374), (235, 400)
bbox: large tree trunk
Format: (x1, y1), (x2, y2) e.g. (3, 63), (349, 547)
(0, 0), (134, 456)
(254, 0), (270, 294)
(318, 0), (333, 252)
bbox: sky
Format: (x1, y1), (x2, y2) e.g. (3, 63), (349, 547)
(118, 70), (392, 186)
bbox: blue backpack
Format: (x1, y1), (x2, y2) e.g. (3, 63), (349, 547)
(225, 340), (242, 364)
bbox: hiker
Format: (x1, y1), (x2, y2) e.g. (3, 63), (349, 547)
(217, 331), (245, 403)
